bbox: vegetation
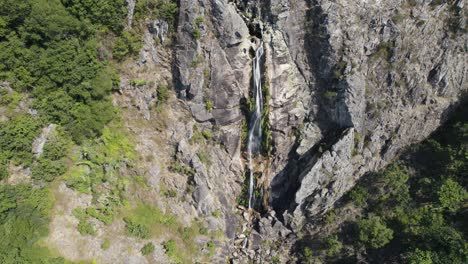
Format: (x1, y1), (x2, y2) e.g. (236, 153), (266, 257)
(301, 105), (468, 263)
(192, 16), (204, 40)
(0, 184), (65, 263)
(141, 242), (155, 256)
(163, 239), (182, 263)
(101, 238), (110, 250)
(134, 0), (178, 29)
(0, 0), (126, 144)
(324, 235), (343, 256)
(357, 215), (394, 249)
(205, 100), (214, 112)
(169, 162), (195, 176)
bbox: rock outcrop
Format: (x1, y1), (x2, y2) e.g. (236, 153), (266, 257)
(173, 0), (467, 232)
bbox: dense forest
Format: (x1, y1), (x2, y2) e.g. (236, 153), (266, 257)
(297, 105), (468, 263)
(0, 0), (176, 263)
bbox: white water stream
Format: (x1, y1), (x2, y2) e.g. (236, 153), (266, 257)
(247, 44), (264, 209)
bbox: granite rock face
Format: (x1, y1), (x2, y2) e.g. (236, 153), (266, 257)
(172, 0), (467, 234)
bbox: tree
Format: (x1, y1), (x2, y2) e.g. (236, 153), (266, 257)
(325, 235), (343, 256)
(357, 215), (394, 249)
(438, 179), (467, 213)
(407, 249), (433, 264)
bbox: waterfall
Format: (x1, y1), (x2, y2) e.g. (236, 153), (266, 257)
(248, 43), (264, 209)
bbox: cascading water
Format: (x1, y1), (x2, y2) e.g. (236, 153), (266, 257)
(247, 43), (264, 209)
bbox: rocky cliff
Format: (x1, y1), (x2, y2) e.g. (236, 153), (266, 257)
(111, 0), (467, 262)
(167, 0), (467, 261)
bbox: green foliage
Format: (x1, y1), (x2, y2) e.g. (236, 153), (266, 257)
(31, 158), (67, 182)
(101, 238), (110, 250)
(261, 81), (272, 156)
(324, 235), (343, 256)
(0, 0), (123, 143)
(205, 100), (214, 112)
(271, 255), (280, 264)
(77, 219), (96, 236)
(122, 203), (178, 240)
(141, 242), (155, 256)
(357, 215), (394, 249)
(349, 186), (369, 207)
(301, 247), (313, 262)
(65, 123), (135, 194)
(157, 85), (170, 106)
(197, 150), (212, 167)
(0, 88), (23, 110)
(379, 164), (410, 203)
(0, 160), (7, 180)
(0, 184), (63, 263)
(124, 217), (150, 239)
(61, 0), (127, 32)
(202, 130), (212, 140)
(134, 0), (178, 28)
(0, 114), (41, 165)
(113, 29), (142, 61)
(169, 162), (195, 176)
(192, 16), (204, 40)
(163, 188), (177, 198)
(206, 241), (216, 256)
(192, 28), (201, 39)
(130, 79), (148, 87)
(438, 178), (467, 213)
(163, 239), (182, 263)
(212, 210), (220, 218)
(323, 209), (337, 224)
(371, 41), (393, 61)
(194, 17), (204, 27)
(407, 249), (433, 264)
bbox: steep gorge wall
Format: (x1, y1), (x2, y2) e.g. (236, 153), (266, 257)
(173, 0), (466, 232)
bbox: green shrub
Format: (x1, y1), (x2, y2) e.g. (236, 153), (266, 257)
(349, 186), (369, 207)
(141, 242), (155, 256)
(407, 249), (433, 264)
(324, 235), (343, 256)
(202, 130), (212, 140)
(134, 0), (178, 27)
(212, 210), (220, 218)
(357, 215), (394, 249)
(0, 115), (41, 165)
(324, 209), (336, 225)
(61, 0), (128, 32)
(0, 184), (59, 263)
(163, 240), (182, 263)
(197, 150), (211, 167)
(130, 79), (148, 87)
(157, 85), (170, 106)
(438, 179), (467, 213)
(205, 100), (214, 112)
(101, 238), (110, 250)
(302, 247), (313, 259)
(124, 217), (150, 239)
(194, 17), (204, 27)
(192, 28), (201, 39)
(206, 241), (216, 256)
(169, 162), (195, 176)
(164, 189), (177, 198)
(31, 158), (67, 182)
(0, 160), (8, 180)
(113, 29), (142, 61)
(77, 219), (96, 236)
